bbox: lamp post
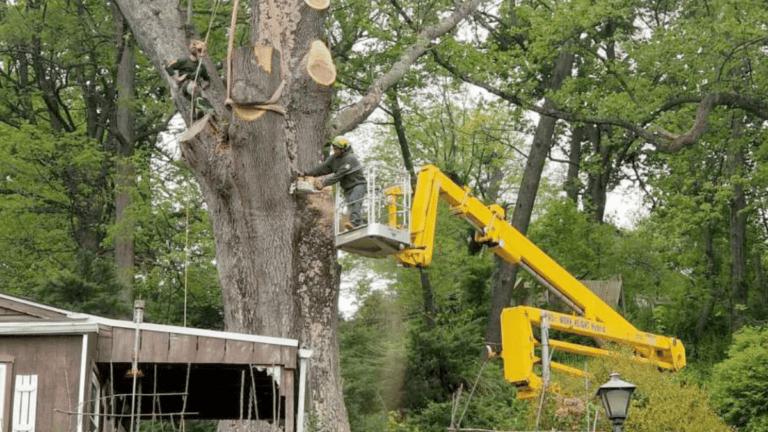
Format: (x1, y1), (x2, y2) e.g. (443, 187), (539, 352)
(596, 372), (637, 432)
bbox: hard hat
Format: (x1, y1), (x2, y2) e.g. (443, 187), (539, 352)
(329, 136), (350, 150)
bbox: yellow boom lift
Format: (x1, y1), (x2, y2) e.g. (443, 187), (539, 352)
(333, 162), (686, 399)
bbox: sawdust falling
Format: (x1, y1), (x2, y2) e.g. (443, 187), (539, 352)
(305, 189), (335, 229)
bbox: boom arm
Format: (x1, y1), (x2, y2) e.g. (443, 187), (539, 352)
(395, 165), (686, 398)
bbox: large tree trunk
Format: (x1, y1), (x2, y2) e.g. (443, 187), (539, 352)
(585, 125), (610, 223)
(484, 51), (575, 347)
(113, 5), (136, 298)
(728, 116), (749, 329)
(564, 124), (584, 202)
(111, 0), (348, 430)
(693, 222), (718, 345)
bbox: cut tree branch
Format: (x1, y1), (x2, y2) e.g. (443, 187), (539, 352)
(328, 0), (484, 137)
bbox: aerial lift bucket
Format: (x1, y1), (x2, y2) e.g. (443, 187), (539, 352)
(334, 162), (412, 257)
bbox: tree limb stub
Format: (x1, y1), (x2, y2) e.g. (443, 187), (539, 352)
(327, 0), (484, 137)
(177, 114), (233, 194)
(231, 45), (282, 106)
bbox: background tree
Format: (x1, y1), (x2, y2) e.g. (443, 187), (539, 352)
(423, 0), (768, 348)
(0, 0), (173, 316)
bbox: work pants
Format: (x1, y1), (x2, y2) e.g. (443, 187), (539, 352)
(344, 184), (367, 227)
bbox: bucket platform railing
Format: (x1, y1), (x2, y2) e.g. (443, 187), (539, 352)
(334, 162), (412, 257)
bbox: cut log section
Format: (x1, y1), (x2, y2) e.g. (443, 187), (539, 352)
(305, 0), (330, 10)
(305, 41), (336, 87)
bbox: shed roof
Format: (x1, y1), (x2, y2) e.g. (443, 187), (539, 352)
(0, 293), (297, 347)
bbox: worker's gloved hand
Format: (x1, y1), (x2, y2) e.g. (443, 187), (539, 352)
(313, 178), (324, 190)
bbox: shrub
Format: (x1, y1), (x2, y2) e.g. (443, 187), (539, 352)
(710, 326), (768, 432)
(529, 349), (732, 432)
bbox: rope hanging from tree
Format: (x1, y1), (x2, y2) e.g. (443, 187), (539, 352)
(225, 0), (239, 105)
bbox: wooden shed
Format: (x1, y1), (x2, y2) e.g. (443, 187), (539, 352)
(0, 293), (309, 432)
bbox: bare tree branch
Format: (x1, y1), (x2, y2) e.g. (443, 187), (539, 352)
(328, 0), (484, 137)
(661, 93), (768, 153)
(431, 47), (768, 153)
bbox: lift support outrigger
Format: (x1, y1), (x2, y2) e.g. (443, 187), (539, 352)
(333, 163), (686, 399)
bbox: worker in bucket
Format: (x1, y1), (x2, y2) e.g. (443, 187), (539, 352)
(301, 136), (367, 230)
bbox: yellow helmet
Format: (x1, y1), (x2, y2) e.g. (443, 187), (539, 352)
(330, 136), (350, 150)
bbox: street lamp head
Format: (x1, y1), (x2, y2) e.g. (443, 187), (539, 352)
(596, 372), (637, 430)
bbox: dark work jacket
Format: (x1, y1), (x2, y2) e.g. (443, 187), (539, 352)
(305, 149), (366, 192)
(165, 57), (210, 83)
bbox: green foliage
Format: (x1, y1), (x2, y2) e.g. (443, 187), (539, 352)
(32, 252), (130, 317)
(525, 198), (697, 338)
(528, 198), (620, 281)
(408, 363), (527, 432)
(340, 290), (408, 427)
(371, 96), (528, 203)
(529, 352), (732, 432)
(402, 311), (484, 410)
(131, 151), (222, 329)
(0, 122), (221, 326)
(0, 124), (111, 294)
(615, 216), (720, 342)
(592, 353), (732, 432)
(710, 326), (768, 432)
(0, 0), (211, 325)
